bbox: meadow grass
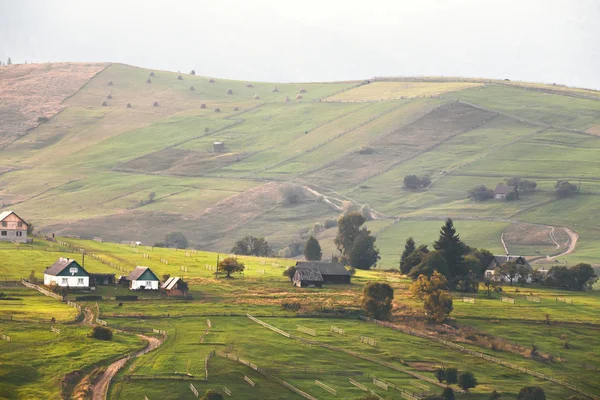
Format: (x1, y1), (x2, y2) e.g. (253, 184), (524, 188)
(326, 81), (482, 101)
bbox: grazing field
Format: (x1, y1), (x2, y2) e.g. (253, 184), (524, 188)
(325, 81), (482, 101)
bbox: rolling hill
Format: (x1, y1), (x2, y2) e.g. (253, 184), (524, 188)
(2, 62), (600, 268)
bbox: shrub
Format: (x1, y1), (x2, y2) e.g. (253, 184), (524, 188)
(115, 295), (138, 301)
(441, 387), (455, 400)
(458, 371), (478, 392)
(324, 219), (337, 229)
(404, 175), (431, 189)
(37, 116), (49, 123)
(91, 326), (113, 341)
(516, 386), (545, 400)
(281, 184), (304, 205)
(362, 282), (394, 320)
(200, 389), (223, 400)
(468, 185), (493, 201)
(555, 180), (577, 198)
(75, 295), (102, 301)
(357, 146), (374, 154)
(283, 266), (297, 281)
(281, 302), (301, 311)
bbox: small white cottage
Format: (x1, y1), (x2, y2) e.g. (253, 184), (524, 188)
(126, 266), (160, 290)
(43, 258), (90, 287)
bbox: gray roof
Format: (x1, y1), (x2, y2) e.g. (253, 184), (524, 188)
(161, 276), (182, 290)
(295, 261), (350, 276)
(293, 268), (323, 282)
(494, 185), (515, 195)
(0, 210), (27, 225)
(487, 255), (532, 270)
(127, 266), (156, 281)
(44, 257), (79, 276)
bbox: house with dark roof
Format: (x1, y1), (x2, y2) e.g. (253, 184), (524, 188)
(484, 255), (533, 283)
(161, 276), (189, 296)
(295, 261), (351, 284)
(44, 258), (89, 287)
(493, 184), (516, 199)
(293, 268), (324, 288)
(0, 210), (28, 243)
(126, 266), (160, 290)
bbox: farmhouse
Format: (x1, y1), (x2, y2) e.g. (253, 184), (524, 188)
(293, 268), (324, 288)
(161, 276), (188, 296)
(126, 266), (159, 290)
(484, 255), (533, 283)
(0, 210), (28, 243)
(493, 184), (516, 199)
(295, 261), (351, 284)
(43, 258), (90, 288)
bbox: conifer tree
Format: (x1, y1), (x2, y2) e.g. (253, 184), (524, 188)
(400, 237), (416, 270)
(304, 236), (322, 261)
(433, 218), (467, 277)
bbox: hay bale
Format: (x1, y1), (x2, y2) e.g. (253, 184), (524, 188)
(200, 103), (207, 109)
(253, 94), (260, 100)
(214, 107), (221, 113)
(153, 101), (159, 107)
(246, 83), (254, 88)
(209, 78), (215, 83)
(190, 70), (196, 75)
(101, 101), (108, 107)
(126, 103), (132, 108)
(146, 78), (152, 84)
(106, 93), (112, 99)
(283, 96), (290, 103)
(233, 106), (239, 111)
(107, 80), (113, 86)
(299, 88), (307, 93)
(189, 86), (195, 91)
(149, 71), (155, 77)
(296, 94), (303, 99)
(272, 87), (279, 92)
(177, 75), (183, 80)
(226, 89), (233, 95)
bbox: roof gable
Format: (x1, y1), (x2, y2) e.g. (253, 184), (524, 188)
(0, 210), (28, 226)
(127, 266), (159, 281)
(494, 185), (515, 195)
(44, 258), (88, 276)
(486, 255), (532, 271)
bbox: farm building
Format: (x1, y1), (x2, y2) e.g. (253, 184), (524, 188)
(295, 261), (351, 284)
(493, 184), (516, 199)
(213, 141), (225, 152)
(90, 273), (116, 286)
(43, 258), (90, 288)
(293, 268), (323, 287)
(0, 210), (28, 243)
(126, 266), (160, 290)
(161, 276), (189, 296)
(484, 255), (534, 283)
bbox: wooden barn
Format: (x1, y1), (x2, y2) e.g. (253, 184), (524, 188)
(161, 276), (189, 297)
(90, 273), (116, 286)
(43, 258), (89, 288)
(126, 266), (160, 290)
(295, 261), (351, 284)
(213, 141), (225, 153)
(0, 210), (28, 243)
(293, 268), (324, 288)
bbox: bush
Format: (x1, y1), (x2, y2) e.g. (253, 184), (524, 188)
(281, 302), (301, 311)
(75, 295), (102, 301)
(357, 146), (375, 154)
(200, 389), (223, 400)
(362, 282), (394, 320)
(467, 185), (493, 201)
(283, 266), (297, 281)
(555, 180), (577, 198)
(91, 326), (113, 341)
(115, 295), (138, 301)
(37, 116), (49, 123)
(281, 184), (305, 204)
(516, 386), (545, 400)
(404, 175), (431, 189)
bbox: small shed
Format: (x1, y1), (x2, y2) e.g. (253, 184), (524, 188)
(161, 276), (189, 297)
(493, 184), (516, 199)
(126, 266), (160, 290)
(295, 261), (351, 284)
(293, 269), (323, 288)
(90, 273), (116, 286)
(44, 258), (89, 288)
(213, 141), (225, 153)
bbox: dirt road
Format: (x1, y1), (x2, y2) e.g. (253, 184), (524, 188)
(92, 334), (163, 400)
(548, 227), (579, 260)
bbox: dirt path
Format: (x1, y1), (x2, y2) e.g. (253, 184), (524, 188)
(83, 307), (95, 325)
(548, 227), (579, 260)
(91, 334), (163, 400)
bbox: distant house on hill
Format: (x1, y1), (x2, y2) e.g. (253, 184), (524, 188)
(293, 268), (324, 288)
(0, 210), (28, 243)
(44, 258), (90, 288)
(493, 184), (516, 199)
(295, 261), (351, 284)
(484, 255), (533, 283)
(161, 276), (188, 296)
(126, 266), (159, 290)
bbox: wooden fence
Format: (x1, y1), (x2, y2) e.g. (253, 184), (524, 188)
(246, 314), (290, 338)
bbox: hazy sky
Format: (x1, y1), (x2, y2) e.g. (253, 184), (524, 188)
(1, 0), (599, 88)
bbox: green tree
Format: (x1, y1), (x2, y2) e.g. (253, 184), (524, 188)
(7, 57), (12, 65)
(200, 389), (223, 400)
(218, 257), (245, 278)
(444, 367), (458, 384)
(570, 263), (598, 290)
(164, 232), (188, 249)
(555, 180), (577, 198)
(441, 387), (455, 400)
(458, 371), (477, 392)
(489, 390), (501, 400)
(467, 185), (493, 201)
(433, 219), (467, 278)
(26, 222), (35, 236)
(28, 270), (37, 283)
(231, 236), (271, 256)
(516, 386), (545, 400)
(497, 261), (518, 285)
(411, 272), (453, 322)
(434, 367), (445, 383)
(304, 236), (322, 261)
(348, 228), (380, 270)
(399, 237), (416, 271)
(148, 192), (156, 202)
(335, 212), (365, 255)
(401, 244), (429, 274)
(408, 251), (449, 279)
(283, 266), (297, 281)
(483, 276), (497, 298)
(362, 282), (394, 320)
(162, 274), (171, 282)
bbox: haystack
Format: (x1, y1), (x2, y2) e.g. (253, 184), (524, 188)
(296, 94), (303, 99)
(283, 96), (290, 103)
(189, 86), (195, 91)
(246, 83), (254, 88)
(226, 89), (233, 95)
(200, 103), (207, 109)
(126, 103), (132, 108)
(106, 93), (112, 99)
(146, 78), (152, 84)
(209, 78), (215, 83)
(214, 107), (221, 113)
(272, 87), (279, 92)
(177, 75), (183, 80)
(149, 71), (155, 77)
(107, 80), (113, 86)
(299, 88), (307, 93)
(190, 70), (196, 75)
(233, 106), (239, 111)
(101, 101), (108, 107)
(253, 94), (260, 100)
(153, 101), (159, 107)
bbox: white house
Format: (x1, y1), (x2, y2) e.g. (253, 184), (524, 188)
(0, 210), (28, 243)
(43, 258), (90, 288)
(126, 266), (159, 290)
(484, 255), (533, 283)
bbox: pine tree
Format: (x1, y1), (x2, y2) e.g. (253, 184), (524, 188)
(433, 218), (467, 278)
(348, 228), (380, 269)
(304, 236), (322, 261)
(7, 57), (12, 65)
(399, 237), (416, 270)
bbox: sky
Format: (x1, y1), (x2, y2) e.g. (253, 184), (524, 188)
(1, 0), (599, 89)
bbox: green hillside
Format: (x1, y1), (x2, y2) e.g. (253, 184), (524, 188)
(2, 63), (600, 267)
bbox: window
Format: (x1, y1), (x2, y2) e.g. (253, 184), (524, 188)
(1, 222), (6, 227)
(16, 231), (23, 237)
(17, 222), (23, 227)
(1, 231), (6, 236)
(146, 281), (152, 288)
(61, 278), (68, 285)
(77, 278), (84, 285)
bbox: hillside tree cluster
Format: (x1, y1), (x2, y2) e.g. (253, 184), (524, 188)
(231, 236), (272, 256)
(335, 212), (380, 269)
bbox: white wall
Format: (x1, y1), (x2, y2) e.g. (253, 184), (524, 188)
(44, 274), (89, 287)
(0, 230), (28, 243)
(131, 279), (159, 290)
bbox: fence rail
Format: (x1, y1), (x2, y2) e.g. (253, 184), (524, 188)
(246, 314), (290, 338)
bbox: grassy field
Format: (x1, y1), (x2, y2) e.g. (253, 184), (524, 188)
(326, 81), (483, 101)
